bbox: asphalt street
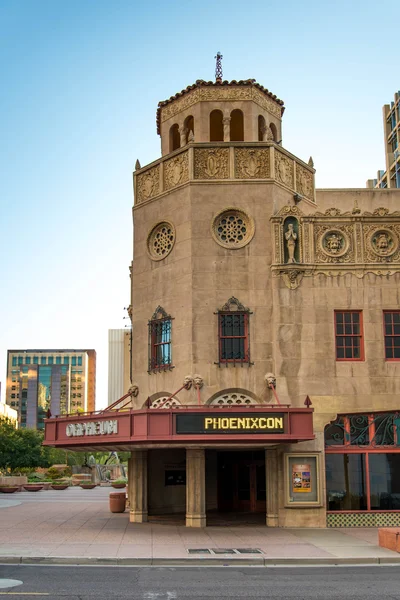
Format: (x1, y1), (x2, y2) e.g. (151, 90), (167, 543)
(1, 565), (400, 599)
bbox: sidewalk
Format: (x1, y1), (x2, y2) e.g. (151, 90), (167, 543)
(0, 488), (399, 566)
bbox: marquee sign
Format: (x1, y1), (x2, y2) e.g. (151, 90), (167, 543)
(176, 413), (285, 434)
(66, 419), (118, 437)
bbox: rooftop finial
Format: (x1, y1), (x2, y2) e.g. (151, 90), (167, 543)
(215, 51), (223, 83)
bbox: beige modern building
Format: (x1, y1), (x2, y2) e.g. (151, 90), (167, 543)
(6, 349), (96, 429)
(107, 329), (131, 406)
(45, 73), (400, 529)
(367, 90), (400, 189)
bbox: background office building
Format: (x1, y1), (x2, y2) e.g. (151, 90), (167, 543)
(367, 90), (400, 189)
(6, 349), (96, 429)
(108, 329), (131, 406)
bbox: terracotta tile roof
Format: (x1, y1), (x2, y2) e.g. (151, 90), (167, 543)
(156, 79), (285, 134)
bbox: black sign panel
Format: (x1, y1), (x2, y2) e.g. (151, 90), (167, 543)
(175, 413), (285, 435)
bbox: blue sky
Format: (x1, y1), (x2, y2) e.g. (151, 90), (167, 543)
(0, 0), (398, 409)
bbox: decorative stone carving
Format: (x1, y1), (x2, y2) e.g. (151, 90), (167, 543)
(188, 129), (194, 142)
(271, 204), (400, 282)
(218, 296), (249, 312)
(150, 397), (181, 409)
(136, 166), (160, 204)
(296, 164), (314, 200)
(160, 88), (201, 122)
(281, 268), (305, 289)
(194, 148), (229, 179)
(308, 156), (314, 168)
(234, 148), (270, 179)
(128, 384), (139, 398)
(127, 305), (133, 321)
(275, 151), (294, 188)
(211, 207), (255, 249)
(251, 88), (282, 118)
(364, 226), (400, 262)
(183, 375), (193, 390)
(209, 392), (257, 406)
(135, 159), (141, 170)
(147, 221), (176, 261)
(160, 86), (282, 123)
(264, 373), (276, 389)
(373, 207), (389, 217)
(164, 152), (189, 191)
(193, 374), (204, 388)
(316, 226), (353, 263)
(285, 223), (297, 263)
(151, 305), (170, 320)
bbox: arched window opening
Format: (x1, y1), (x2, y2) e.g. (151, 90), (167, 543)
(270, 123), (278, 142)
(169, 124), (180, 152)
(210, 110), (223, 142)
(258, 115), (266, 141)
(148, 306), (173, 373)
(230, 109), (244, 141)
(184, 115), (194, 144)
(216, 296), (252, 366)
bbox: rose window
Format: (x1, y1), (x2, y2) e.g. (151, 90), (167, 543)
(211, 208), (254, 249)
(147, 221), (175, 261)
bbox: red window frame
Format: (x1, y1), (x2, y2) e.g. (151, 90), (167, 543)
(218, 311), (249, 363)
(325, 412), (400, 513)
(383, 310), (400, 361)
(149, 318), (172, 372)
(334, 310), (364, 361)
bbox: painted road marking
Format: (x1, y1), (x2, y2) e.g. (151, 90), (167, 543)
(0, 580), (23, 589)
(143, 593), (177, 599)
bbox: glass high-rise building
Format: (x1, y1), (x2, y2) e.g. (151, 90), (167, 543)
(367, 90), (400, 189)
(6, 349), (96, 429)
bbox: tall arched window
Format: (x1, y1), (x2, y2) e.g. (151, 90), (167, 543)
(169, 124), (180, 152)
(270, 123), (278, 142)
(258, 115), (266, 141)
(184, 115), (194, 144)
(230, 109), (244, 141)
(216, 296), (252, 366)
(148, 306), (173, 373)
(210, 110), (223, 141)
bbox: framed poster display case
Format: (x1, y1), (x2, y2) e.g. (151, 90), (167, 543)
(284, 453), (322, 507)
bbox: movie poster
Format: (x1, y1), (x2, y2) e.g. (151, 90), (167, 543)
(292, 463), (311, 493)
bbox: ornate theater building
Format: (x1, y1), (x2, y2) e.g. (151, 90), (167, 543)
(44, 62), (400, 528)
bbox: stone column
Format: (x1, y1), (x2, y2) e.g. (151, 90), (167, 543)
(223, 117), (231, 142)
(128, 450), (148, 523)
(179, 126), (187, 147)
(266, 448), (279, 527)
(186, 448), (206, 527)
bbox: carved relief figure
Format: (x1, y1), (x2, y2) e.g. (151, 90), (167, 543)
(325, 232), (343, 254)
(374, 232), (392, 255)
(285, 223), (297, 263)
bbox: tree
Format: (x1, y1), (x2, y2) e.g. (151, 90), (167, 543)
(0, 417), (50, 474)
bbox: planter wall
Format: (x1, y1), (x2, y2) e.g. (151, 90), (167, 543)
(0, 476), (28, 486)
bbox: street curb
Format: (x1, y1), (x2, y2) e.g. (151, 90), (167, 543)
(2, 555), (400, 567)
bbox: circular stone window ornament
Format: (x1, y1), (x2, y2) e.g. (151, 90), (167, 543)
(320, 229), (349, 258)
(211, 207), (255, 249)
(147, 221), (176, 261)
(369, 229), (398, 258)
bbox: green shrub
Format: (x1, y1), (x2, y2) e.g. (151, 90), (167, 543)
(46, 467), (61, 480)
(113, 479), (127, 485)
(62, 466), (72, 477)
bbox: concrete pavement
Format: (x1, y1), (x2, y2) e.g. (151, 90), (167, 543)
(0, 487), (399, 566)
